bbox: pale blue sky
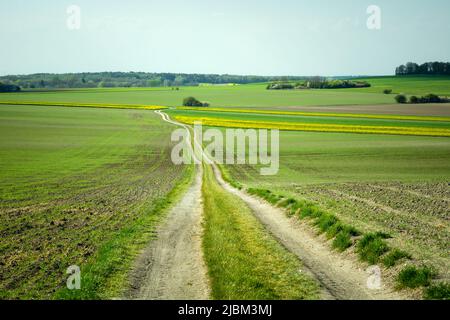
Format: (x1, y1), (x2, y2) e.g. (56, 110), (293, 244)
(1, 0), (449, 76)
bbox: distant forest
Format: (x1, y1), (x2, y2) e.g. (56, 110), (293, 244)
(395, 62), (450, 75)
(0, 72), (307, 90)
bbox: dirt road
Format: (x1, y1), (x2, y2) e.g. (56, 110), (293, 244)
(130, 110), (405, 300)
(125, 112), (209, 300)
(209, 163), (405, 300)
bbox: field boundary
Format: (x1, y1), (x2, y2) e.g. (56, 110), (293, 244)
(0, 101), (167, 111)
(177, 107), (450, 122)
(174, 115), (450, 137)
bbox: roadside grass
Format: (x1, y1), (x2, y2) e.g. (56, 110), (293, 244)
(396, 266), (437, 289)
(424, 283), (450, 300)
(356, 232), (391, 265)
(248, 188), (363, 254)
(217, 164), (242, 190)
(202, 165), (319, 300)
(246, 188), (449, 299)
(247, 188), (416, 268)
(382, 249), (412, 268)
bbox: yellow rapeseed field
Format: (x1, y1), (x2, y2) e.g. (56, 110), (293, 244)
(174, 115), (450, 137)
(0, 101), (167, 110)
(176, 107), (450, 123)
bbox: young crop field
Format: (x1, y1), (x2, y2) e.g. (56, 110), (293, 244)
(1, 76), (449, 108)
(1, 76), (449, 301)
(221, 129), (450, 294)
(3, 0), (450, 305)
(348, 76), (450, 96)
(0, 105), (191, 299)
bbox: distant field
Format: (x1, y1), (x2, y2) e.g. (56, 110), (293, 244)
(0, 105), (190, 299)
(1, 75), (449, 108)
(350, 76), (450, 96)
(0, 85), (392, 107)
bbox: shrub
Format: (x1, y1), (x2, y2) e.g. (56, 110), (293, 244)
(397, 265), (436, 289)
(424, 283), (450, 300)
(422, 94), (441, 103)
(266, 83), (294, 90)
(382, 249), (411, 267)
(383, 89), (392, 94)
(410, 94), (449, 104)
(183, 96), (207, 107)
(356, 232), (390, 264)
(0, 82), (21, 92)
(409, 96), (419, 104)
(395, 94), (407, 104)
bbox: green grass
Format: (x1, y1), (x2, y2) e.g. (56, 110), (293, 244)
(245, 187), (448, 297)
(0, 105), (190, 299)
(356, 233), (391, 265)
(1, 75), (448, 108)
(424, 283), (450, 300)
(202, 165), (319, 300)
(247, 188), (361, 253)
(0, 84), (391, 107)
(0, 76), (448, 112)
(397, 266), (437, 289)
(382, 249), (412, 267)
(352, 76), (450, 96)
(227, 130), (450, 185)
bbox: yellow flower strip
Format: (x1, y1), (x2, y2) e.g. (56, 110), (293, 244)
(177, 107), (450, 123)
(0, 101), (167, 110)
(174, 115), (450, 137)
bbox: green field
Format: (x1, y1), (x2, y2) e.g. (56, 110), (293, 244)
(1, 75), (449, 299)
(223, 130), (450, 278)
(1, 76), (449, 108)
(351, 76), (450, 96)
(0, 105), (191, 299)
(202, 164), (318, 300)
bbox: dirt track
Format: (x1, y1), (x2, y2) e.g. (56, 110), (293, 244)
(210, 163), (405, 300)
(124, 112), (209, 300)
(129, 110), (406, 300)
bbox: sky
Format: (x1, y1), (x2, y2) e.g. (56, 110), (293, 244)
(1, 0), (449, 76)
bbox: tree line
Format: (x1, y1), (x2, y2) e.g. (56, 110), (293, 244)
(0, 72), (307, 90)
(0, 82), (21, 92)
(395, 62), (450, 76)
(267, 77), (370, 90)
